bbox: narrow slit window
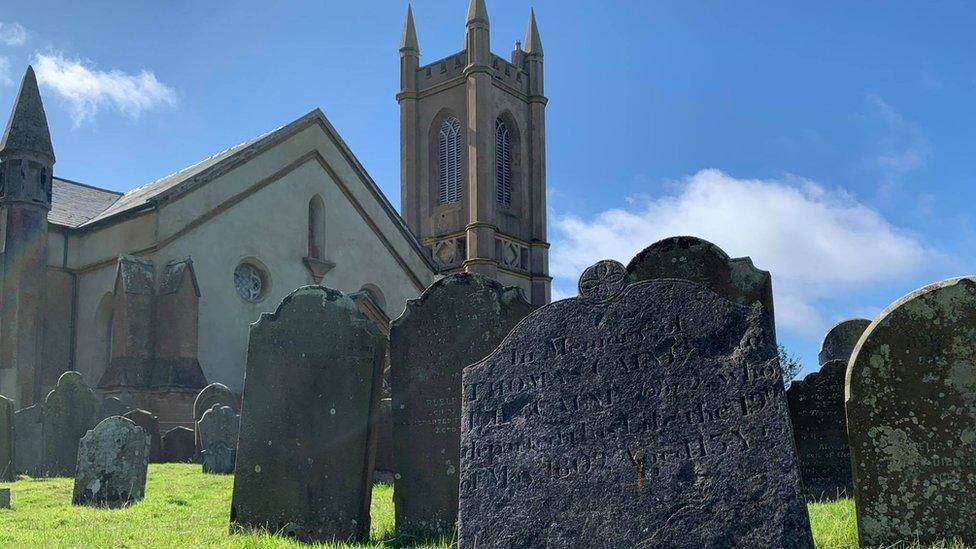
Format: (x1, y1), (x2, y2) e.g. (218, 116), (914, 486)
(495, 118), (512, 205)
(438, 118), (462, 204)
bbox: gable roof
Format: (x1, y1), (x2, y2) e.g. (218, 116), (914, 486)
(49, 177), (122, 228)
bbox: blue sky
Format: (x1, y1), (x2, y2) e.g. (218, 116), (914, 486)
(1, 1), (974, 376)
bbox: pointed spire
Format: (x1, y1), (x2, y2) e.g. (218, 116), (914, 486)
(0, 66), (54, 163)
(466, 0), (489, 25)
(524, 9), (543, 56)
(400, 5), (419, 53)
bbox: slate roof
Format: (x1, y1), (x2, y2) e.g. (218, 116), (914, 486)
(49, 177), (122, 228)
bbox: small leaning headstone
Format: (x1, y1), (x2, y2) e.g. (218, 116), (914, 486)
(162, 427), (195, 463)
(194, 382), (239, 457)
(122, 409), (163, 463)
(0, 395), (13, 481)
(43, 371), (98, 476)
(72, 416), (149, 508)
(95, 396), (130, 423)
(0, 488), (9, 509)
(199, 404), (239, 474)
(818, 318), (871, 366)
(13, 403), (44, 476)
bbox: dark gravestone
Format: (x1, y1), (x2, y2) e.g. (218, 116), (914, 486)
(818, 318), (871, 366)
(374, 398), (393, 473)
(458, 260), (812, 548)
(194, 382), (239, 456)
(0, 395), (12, 481)
(13, 403), (43, 476)
(391, 273), (533, 537)
(43, 371), (98, 476)
(162, 427), (195, 463)
(122, 409), (163, 463)
(72, 416), (149, 508)
(786, 360), (852, 500)
(847, 277), (976, 547)
(625, 236), (775, 344)
(230, 287), (386, 543)
(199, 404), (239, 474)
(95, 396), (130, 423)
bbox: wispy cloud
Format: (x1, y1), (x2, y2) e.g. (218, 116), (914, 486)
(0, 22), (27, 46)
(550, 169), (935, 336)
(865, 93), (930, 194)
(0, 56), (12, 87)
(33, 52), (177, 125)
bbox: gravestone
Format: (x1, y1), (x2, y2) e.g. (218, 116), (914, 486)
(458, 260), (812, 548)
(13, 403), (44, 476)
(162, 427), (195, 463)
(0, 488), (8, 509)
(199, 404), (239, 474)
(374, 398), (393, 473)
(847, 277), (976, 547)
(0, 395), (13, 481)
(625, 236), (776, 344)
(72, 416), (149, 508)
(786, 360), (852, 500)
(95, 396), (130, 423)
(230, 286), (386, 543)
(818, 318), (871, 366)
(391, 273), (533, 537)
(123, 409), (163, 463)
(43, 371), (99, 476)
(194, 382), (239, 456)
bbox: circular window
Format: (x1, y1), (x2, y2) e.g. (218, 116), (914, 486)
(234, 262), (266, 302)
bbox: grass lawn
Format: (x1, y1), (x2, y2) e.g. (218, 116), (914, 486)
(0, 463), (928, 548)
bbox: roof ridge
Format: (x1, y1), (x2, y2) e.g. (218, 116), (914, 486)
(53, 176), (124, 196)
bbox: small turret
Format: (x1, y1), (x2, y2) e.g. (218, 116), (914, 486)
(400, 5), (420, 92)
(465, 0), (490, 67)
(0, 66), (54, 207)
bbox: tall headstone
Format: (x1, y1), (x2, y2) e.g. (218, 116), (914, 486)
(0, 395), (13, 481)
(230, 287), (386, 543)
(162, 426), (195, 463)
(122, 409), (163, 463)
(13, 403), (43, 476)
(72, 416), (149, 508)
(43, 371), (98, 476)
(193, 382), (239, 456)
(391, 273), (533, 537)
(787, 360), (852, 500)
(458, 260), (812, 548)
(847, 277), (976, 546)
(199, 404), (239, 474)
(95, 396), (130, 423)
(818, 318), (871, 366)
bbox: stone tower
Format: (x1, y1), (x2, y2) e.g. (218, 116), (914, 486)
(398, 1), (550, 306)
(0, 66), (54, 406)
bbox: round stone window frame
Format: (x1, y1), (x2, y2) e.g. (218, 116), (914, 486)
(234, 258), (271, 303)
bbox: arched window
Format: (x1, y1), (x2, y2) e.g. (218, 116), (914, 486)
(438, 118), (462, 204)
(495, 118), (512, 205)
(308, 195), (325, 258)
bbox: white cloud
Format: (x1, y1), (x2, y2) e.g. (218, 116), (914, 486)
(865, 94), (930, 191)
(33, 52), (177, 125)
(0, 56), (11, 87)
(550, 169), (934, 336)
(0, 23), (27, 46)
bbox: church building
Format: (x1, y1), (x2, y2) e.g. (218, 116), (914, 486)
(0, 0), (550, 427)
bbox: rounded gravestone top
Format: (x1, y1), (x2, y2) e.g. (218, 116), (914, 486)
(578, 260), (626, 303)
(193, 383), (238, 422)
(818, 318), (872, 366)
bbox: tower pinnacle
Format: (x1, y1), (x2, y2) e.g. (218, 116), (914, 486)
(466, 0), (489, 25)
(524, 9), (543, 56)
(0, 66), (55, 163)
(401, 5), (419, 53)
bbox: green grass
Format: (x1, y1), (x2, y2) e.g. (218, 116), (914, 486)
(0, 464), (954, 548)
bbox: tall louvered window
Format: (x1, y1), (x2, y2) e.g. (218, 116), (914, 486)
(495, 118), (512, 205)
(438, 118), (461, 204)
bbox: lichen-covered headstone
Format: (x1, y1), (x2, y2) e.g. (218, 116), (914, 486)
(193, 382), (238, 456)
(818, 318), (871, 366)
(122, 409), (163, 463)
(199, 404), (239, 474)
(13, 403), (43, 476)
(847, 277), (976, 546)
(230, 286), (386, 543)
(787, 360), (852, 500)
(95, 396), (130, 423)
(391, 273), (533, 537)
(162, 427), (195, 463)
(458, 260), (812, 548)
(43, 371), (98, 476)
(71, 416), (149, 508)
(0, 395), (13, 481)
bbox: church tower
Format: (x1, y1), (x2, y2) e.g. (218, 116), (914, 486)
(0, 67), (54, 406)
(399, 1), (550, 306)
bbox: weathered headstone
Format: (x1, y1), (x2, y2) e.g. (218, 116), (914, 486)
(0, 488), (8, 509)
(43, 371), (98, 476)
(847, 277), (976, 547)
(162, 426), (195, 463)
(818, 318), (871, 366)
(13, 403), (43, 476)
(0, 395), (13, 481)
(199, 404), (239, 474)
(458, 260), (812, 548)
(71, 416), (149, 508)
(193, 382), (239, 456)
(230, 286), (386, 543)
(787, 360), (852, 500)
(122, 409), (163, 463)
(391, 273), (533, 537)
(95, 396), (130, 423)
(374, 398), (393, 473)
